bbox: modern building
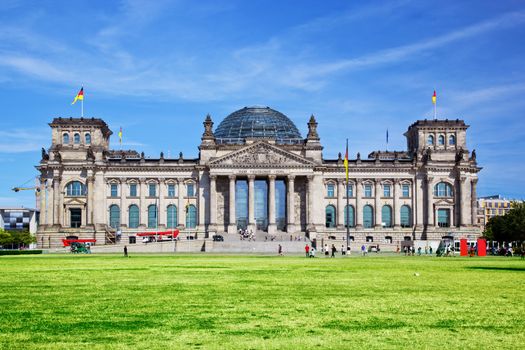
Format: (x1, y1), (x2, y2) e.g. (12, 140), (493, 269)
(0, 207), (39, 233)
(36, 106), (481, 247)
(477, 195), (521, 230)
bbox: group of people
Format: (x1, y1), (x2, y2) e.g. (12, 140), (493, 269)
(238, 229), (255, 241)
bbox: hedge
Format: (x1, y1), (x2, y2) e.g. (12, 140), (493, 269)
(0, 250), (43, 256)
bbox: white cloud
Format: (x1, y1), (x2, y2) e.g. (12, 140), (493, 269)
(0, 128), (48, 154)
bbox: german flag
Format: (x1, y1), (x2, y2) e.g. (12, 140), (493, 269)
(72, 87), (84, 104)
(344, 140), (349, 181)
(432, 90), (436, 105)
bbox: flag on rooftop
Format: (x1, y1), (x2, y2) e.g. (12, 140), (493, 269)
(344, 139), (349, 181)
(118, 127), (123, 145)
(72, 87), (84, 105)
(432, 90), (436, 105)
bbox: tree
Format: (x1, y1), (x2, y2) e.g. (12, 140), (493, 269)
(484, 202), (525, 243)
(0, 229), (36, 249)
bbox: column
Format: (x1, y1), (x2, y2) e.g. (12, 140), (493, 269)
(337, 179), (344, 228)
(393, 179), (400, 228)
(306, 175), (315, 232)
(228, 175), (237, 234)
(426, 176), (434, 227)
(177, 178), (185, 227)
(86, 175), (94, 225)
(53, 176), (61, 226)
(268, 175), (276, 234)
(374, 179), (381, 228)
(287, 175), (296, 233)
(471, 179), (478, 226)
(248, 175), (255, 232)
(198, 173), (206, 232)
(355, 179), (362, 229)
(209, 175), (217, 229)
(460, 177), (470, 227)
(119, 178), (126, 229)
(120, 180), (128, 229)
(414, 175), (423, 229)
(139, 179), (146, 227)
(158, 178), (165, 229)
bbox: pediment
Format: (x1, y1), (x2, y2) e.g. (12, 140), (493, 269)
(64, 197), (86, 205)
(434, 198), (454, 205)
(209, 141), (315, 168)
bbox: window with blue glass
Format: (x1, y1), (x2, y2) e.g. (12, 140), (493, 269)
(402, 184), (410, 197)
(149, 184), (156, 197)
(74, 133), (80, 144)
(427, 135), (434, 145)
(167, 205), (177, 228)
(236, 180), (248, 229)
(66, 181), (86, 196)
(129, 183), (137, 197)
(109, 205), (120, 229)
(346, 184), (353, 197)
(400, 205), (411, 227)
(85, 133), (91, 144)
(148, 205), (157, 228)
(383, 184), (391, 197)
(434, 182), (453, 197)
(327, 183), (335, 197)
(438, 135), (445, 145)
(110, 184), (118, 197)
(275, 180), (286, 231)
(449, 135), (456, 145)
(168, 184), (176, 197)
(381, 205), (392, 228)
(254, 180), (268, 231)
(363, 205), (374, 228)
(187, 183), (195, 197)
(344, 205), (355, 228)
(63, 133), (70, 144)
(186, 205), (197, 228)
(128, 205), (139, 228)
(437, 208), (450, 227)
(364, 184), (372, 197)
(325, 205), (336, 228)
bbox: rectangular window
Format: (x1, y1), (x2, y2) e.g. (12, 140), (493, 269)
(187, 183), (194, 197)
(149, 184), (156, 197)
(347, 184), (353, 197)
(402, 184), (410, 197)
(110, 184), (118, 197)
(364, 184), (372, 197)
(437, 209), (450, 227)
(129, 183), (137, 197)
(168, 184), (176, 197)
(327, 184), (335, 197)
(383, 185), (391, 197)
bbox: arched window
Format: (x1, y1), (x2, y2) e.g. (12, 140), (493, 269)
(325, 205), (336, 228)
(344, 205), (355, 228)
(148, 205), (157, 228)
(363, 205), (374, 228)
(326, 183), (335, 197)
(427, 135), (434, 145)
(74, 133), (80, 144)
(400, 205), (412, 228)
(63, 133), (70, 144)
(109, 205), (120, 229)
(186, 204), (197, 228)
(167, 205), (177, 228)
(129, 205), (139, 228)
(449, 135), (456, 145)
(434, 182), (453, 197)
(66, 181), (86, 196)
(85, 133), (91, 145)
(438, 135), (445, 145)
(381, 205), (392, 228)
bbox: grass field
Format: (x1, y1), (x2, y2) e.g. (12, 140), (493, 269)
(0, 254), (524, 349)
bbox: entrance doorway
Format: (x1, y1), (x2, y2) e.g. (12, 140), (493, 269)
(70, 208), (82, 228)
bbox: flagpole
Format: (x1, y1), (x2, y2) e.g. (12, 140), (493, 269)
(346, 138), (349, 253)
(81, 98), (84, 118)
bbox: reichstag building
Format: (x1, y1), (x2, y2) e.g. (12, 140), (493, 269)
(36, 106), (481, 247)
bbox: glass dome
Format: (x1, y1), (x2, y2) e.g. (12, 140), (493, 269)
(214, 106), (303, 144)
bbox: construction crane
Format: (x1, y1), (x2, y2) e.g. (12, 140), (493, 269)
(12, 187), (41, 193)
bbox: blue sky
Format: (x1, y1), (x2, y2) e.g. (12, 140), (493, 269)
(1, 0), (524, 208)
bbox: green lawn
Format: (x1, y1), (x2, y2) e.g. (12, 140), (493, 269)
(0, 254), (523, 349)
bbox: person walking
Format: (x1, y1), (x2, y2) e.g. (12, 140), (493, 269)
(278, 244), (283, 256)
(361, 244), (366, 256)
(324, 244), (329, 257)
(305, 244), (310, 258)
(341, 244), (346, 256)
(309, 247), (316, 258)
(331, 244), (337, 258)
(123, 245), (128, 257)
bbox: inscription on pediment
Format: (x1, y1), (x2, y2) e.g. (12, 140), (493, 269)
(210, 142), (313, 167)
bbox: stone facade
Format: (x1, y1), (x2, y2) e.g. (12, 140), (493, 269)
(36, 112), (482, 247)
